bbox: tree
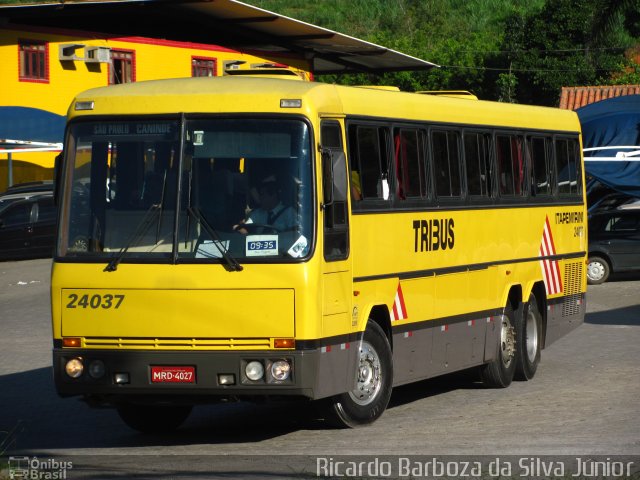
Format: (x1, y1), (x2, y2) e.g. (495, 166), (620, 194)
(500, 0), (638, 105)
(249, 0), (638, 105)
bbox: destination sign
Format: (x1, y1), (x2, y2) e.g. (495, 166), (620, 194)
(91, 122), (176, 138)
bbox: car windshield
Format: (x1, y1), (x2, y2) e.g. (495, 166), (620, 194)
(60, 118), (314, 264)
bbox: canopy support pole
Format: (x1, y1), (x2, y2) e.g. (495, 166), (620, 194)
(7, 151), (12, 187)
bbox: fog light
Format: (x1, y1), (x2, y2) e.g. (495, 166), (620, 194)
(270, 360), (291, 381)
(88, 360), (105, 379)
(218, 374), (235, 385)
(245, 361), (264, 381)
(114, 373), (130, 384)
(65, 358), (84, 378)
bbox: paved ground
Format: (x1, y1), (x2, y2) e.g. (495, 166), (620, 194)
(0, 259), (639, 479)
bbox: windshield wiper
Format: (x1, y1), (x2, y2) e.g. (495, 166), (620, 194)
(104, 204), (161, 272)
(188, 206), (243, 272)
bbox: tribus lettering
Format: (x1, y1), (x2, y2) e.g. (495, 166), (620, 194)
(412, 218), (455, 252)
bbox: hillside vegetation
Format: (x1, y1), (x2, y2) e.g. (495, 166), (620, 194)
(2, 0), (638, 105)
(249, 0), (640, 105)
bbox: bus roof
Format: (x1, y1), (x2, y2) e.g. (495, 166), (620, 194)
(69, 76), (580, 133)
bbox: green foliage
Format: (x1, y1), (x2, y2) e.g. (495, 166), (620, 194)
(499, 0), (639, 105)
(251, 0), (639, 106)
(2, 0), (637, 105)
(606, 57), (640, 85)
(497, 71), (518, 103)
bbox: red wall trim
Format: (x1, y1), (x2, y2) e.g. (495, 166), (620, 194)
(5, 23), (237, 53)
(4, 23), (307, 62)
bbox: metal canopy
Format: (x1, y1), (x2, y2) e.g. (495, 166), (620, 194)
(0, 0), (438, 74)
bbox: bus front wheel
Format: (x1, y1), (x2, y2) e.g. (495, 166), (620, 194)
(480, 303), (517, 388)
(116, 403), (192, 433)
(325, 321), (393, 428)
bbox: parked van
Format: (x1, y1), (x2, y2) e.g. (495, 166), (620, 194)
(587, 208), (640, 284)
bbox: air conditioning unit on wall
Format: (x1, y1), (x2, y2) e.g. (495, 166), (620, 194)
(223, 60), (246, 74)
(59, 44), (85, 61)
(85, 46), (111, 63)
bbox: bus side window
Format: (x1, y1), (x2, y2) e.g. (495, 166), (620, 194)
(322, 121), (349, 261)
(529, 136), (552, 196)
(431, 129), (462, 198)
(496, 134), (526, 197)
(348, 124), (390, 201)
(463, 131), (492, 198)
(394, 128), (427, 199)
(556, 137), (581, 196)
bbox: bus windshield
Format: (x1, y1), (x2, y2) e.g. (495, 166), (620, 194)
(60, 118), (313, 264)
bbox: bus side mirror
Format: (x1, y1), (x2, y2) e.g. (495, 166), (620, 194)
(332, 151), (347, 203)
(53, 152), (63, 206)
(322, 149), (333, 206)
(322, 149), (347, 208)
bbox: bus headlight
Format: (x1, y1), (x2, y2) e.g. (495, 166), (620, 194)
(65, 358), (84, 378)
(245, 361), (264, 381)
(270, 360), (291, 381)
(88, 360), (106, 379)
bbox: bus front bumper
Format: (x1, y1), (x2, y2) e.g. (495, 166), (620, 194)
(53, 348), (319, 402)
(53, 348), (330, 403)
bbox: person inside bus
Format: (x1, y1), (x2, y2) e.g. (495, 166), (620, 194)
(234, 175), (296, 234)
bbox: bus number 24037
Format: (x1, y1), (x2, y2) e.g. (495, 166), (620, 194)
(66, 293), (125, 309)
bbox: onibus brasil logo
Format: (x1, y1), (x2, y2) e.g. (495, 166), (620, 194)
(7, 456), (73, 479)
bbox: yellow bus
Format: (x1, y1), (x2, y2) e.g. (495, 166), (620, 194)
(52, 76), (587, 432)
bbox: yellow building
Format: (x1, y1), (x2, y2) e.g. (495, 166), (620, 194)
(0, 0), (435, 192)
(0, 23), (310, 191)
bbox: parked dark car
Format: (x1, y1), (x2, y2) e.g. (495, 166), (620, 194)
(0, 193), (56, 260)
(587, 207), (640, 284)
(2, 180), (53, 195)
(0, 181), (54, 211)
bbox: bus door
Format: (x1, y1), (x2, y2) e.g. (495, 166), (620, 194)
(317, 121), (354, 397)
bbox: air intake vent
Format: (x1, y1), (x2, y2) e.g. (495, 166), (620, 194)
(562, 261), (584, 316)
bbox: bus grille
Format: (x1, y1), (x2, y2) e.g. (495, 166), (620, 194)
(562, 260), (584, 317)
(82, 337), (272, 350)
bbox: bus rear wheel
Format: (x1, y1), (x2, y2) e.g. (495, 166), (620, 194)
(480, 303), (517, 388)
(515, 293), (542, 381)
(116, 403), (192, 433)
(325, 321), (393, 428)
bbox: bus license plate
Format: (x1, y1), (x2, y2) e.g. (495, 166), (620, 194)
(150, 366), (196, 383)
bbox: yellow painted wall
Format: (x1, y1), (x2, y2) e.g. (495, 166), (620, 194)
(0, 25), (310, 191)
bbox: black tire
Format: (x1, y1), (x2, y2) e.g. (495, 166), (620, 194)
(480, 303), (517, 388)
(116, 403), (192, 433)
(587, 256), (610, 285)
(515, 293), (542, 381)
(325, 322), (393, 428)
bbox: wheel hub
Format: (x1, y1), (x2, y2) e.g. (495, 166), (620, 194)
(587, 262), (604, 281)
(499, 314), (516, 367)
(349, 342), (382, 406)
